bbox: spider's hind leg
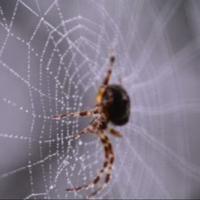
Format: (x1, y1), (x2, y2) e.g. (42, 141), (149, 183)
(66, 130), (115, 198)
(87, 131), (115, 198)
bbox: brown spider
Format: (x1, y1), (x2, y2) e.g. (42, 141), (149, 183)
(52, 53), (130, 198)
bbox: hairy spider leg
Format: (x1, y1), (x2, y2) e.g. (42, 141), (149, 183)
(70, 124), (95, 140)
(96, 54), (116, 105)
(71, 117), (100, 140)
(66, 130), (115, 197)
(87, 131), (115, 198)
(52, 108), (98, 120)
(103, 54), (115, 86)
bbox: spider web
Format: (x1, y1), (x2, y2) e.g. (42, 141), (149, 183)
(0, 0), (200, 199)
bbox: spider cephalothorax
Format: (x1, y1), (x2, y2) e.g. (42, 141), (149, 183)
(53, 53), (130, 198)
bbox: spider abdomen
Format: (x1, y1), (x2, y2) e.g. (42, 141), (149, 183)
(103, 84), (130, 126)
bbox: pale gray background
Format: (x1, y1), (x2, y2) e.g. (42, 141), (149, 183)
(0, 0), (200, 199)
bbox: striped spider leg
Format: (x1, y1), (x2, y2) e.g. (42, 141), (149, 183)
(66, 126), (116, 199)
(52, 107), (100, 140)
(65, 118), (122, 197)
(52, 107), (99, 120)
(96, 52), (116, 105)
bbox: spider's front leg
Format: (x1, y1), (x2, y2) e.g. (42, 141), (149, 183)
(52, 107), (99, 120)
(96, 53), (116, 105)
(102, 53), (116, 87)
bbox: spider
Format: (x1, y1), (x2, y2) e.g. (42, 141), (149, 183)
(52, 53), (130, 198)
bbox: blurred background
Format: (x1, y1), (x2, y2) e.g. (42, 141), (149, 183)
(0, 0), (200, 199)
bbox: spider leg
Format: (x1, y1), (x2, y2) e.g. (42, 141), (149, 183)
(102, 53), (115, 87)
(96, 53), (116, 104)
(63, 117), (100, 142)
(109, 128), (123, 138)
(66, 130), (115, 197)
(52, 108), (98, 120)
(87, 131), (115, 198)
(71, 119), (99, 140)
(68, 125), (93, 140)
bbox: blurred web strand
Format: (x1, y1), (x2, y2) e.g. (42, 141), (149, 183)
(134, 100), (200, 115)
(132, 125), (200, 182)
(24, 192), (47, 200)
(125, 0), (182, 81)
(129, 35), (200, 90)
(125, 137), (171, 198)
